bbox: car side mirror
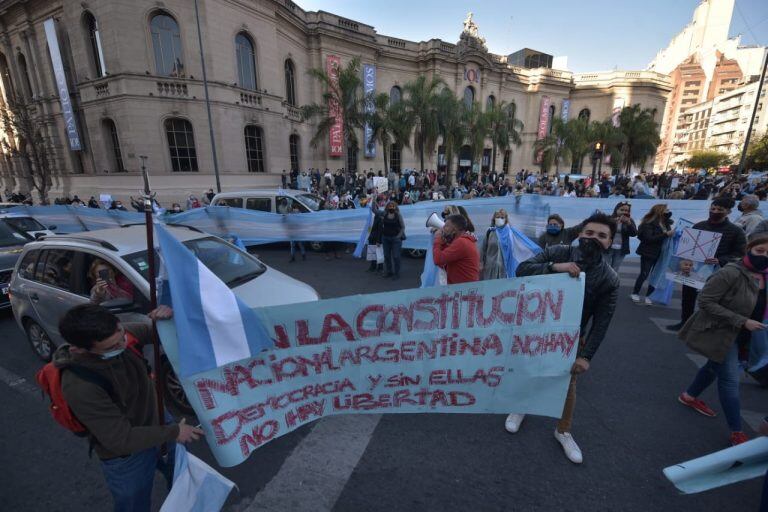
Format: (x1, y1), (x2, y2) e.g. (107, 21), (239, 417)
(48, 225), (57, 231)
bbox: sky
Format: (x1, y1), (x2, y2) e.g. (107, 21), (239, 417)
(294, 0), (768, 72)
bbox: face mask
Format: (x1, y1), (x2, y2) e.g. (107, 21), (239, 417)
(709, 211), (726, 223)
(578, 237), (604, 262)
(494, 218), (506, 228)
(747, 252), (768, 272)
(546, 225), (562, 235)
(98, 347), (125, 360)
(664, 211), (673, 219)
(441, 212), (448, 219)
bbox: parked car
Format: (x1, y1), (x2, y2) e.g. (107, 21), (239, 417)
(211, 189), (323, 214)
(8, 225), (319, 411)
(0, 213), (56, 239)
(0, 221), (33, 309)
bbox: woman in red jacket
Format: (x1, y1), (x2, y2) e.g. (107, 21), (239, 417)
(433, 214), (480, 284)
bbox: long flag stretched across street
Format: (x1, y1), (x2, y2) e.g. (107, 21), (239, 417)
(154, 223), (273, 378)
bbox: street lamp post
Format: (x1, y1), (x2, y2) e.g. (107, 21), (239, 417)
(736, 51), (768, 175)
(194, 0), (222, 193)
(591, 141), (603, 182)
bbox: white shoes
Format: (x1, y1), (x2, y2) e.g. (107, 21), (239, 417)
(554, 429), (583, 464)
(504, 413), (526, 433)
(644, 297), (653, 306)
(630, 294), (641, 303)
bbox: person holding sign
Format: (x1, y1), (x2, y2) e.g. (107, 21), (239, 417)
(433, 214), (480, 284)
(631, 204), (674, 305)
(677, 235), (768, 446)
(668, 197), (746, 331)
(505, 212), (620, 464)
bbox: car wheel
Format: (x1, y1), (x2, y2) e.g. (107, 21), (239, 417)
(162, 358), (194, 414)
(404, 249), (426, 258)
(309, 241), (326, 252)
(25, 319), (54, 362)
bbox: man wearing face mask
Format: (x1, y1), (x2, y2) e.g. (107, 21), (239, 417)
(53, 304), (203, 510)
(505, 212), (619, 464)
(433, 214), (480, 284)
(536, 214), (581, 249)
(668, 197), (746, 331)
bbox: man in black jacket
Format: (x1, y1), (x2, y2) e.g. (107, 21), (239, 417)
(667, 197), (746, 331)
(504, 212), (620, 464)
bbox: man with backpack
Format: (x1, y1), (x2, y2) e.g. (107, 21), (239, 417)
(49, 304), (203, 511)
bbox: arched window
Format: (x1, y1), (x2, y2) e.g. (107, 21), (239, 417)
(150, 13), (184, 77)
(502, 149), (511, 173)
(244, 125), (265, 173)
(578, 108), (591, 121)
(235, 33), (257, 90)
(16, 53), (33, 99)
(463, 86), (475, 109)
(390, 144), (401, 173)
(284, 59), (296, 106)
(347, 144), (358, 172)
(486, 95), (495, 111)
(0, 53), (16, 104)
(102, 119), (125, 172)
(548, 104), (556, 135)
(289, 134), (300, 171)
(164, 118), (198, 172)
(389, 86), (401, 106)
(83, 12), (106, 77)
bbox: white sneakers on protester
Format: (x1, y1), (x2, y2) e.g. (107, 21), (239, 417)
(554, 429), (583, 464)
(630, 294), (641, 303)
(504, 413), (525, 433)
(644, 297), (653, 306)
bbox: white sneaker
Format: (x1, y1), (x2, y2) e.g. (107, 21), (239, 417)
(504, 413), (526, 434)
(554, 429), (583, 464)
(644, 297), (653, 305)
(630, 294), (641, 303)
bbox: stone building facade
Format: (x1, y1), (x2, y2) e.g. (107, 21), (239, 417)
(0, 0), (670, 203)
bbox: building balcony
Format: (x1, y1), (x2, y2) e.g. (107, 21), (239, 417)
(283, 102), (302, 122)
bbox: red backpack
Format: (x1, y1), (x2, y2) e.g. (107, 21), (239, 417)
(35, 332), (143, 436)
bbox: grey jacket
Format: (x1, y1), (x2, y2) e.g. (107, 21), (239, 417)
(516, 245), (620, 361)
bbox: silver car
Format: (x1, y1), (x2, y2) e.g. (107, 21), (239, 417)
(8, 225), (319, 409)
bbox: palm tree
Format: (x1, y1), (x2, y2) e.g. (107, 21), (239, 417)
(532, 118), (571, 174)
(463, 101), (490, 179)
(616, 104), (661, 174)
(435, 89), (466, 184)
(486, 101), (523, 172)
(301, 57), (366, 170)
(365, 93), (413, 174)
(403, 75), (444, 172)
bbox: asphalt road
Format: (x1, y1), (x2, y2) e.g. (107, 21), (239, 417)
(0, 245), (764, 511)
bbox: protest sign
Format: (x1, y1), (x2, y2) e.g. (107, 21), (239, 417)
(674, 228), (722, 263)
(373, 176), (388, 192)
(664, 259), (716, 290)
(157, 273), (585, 467)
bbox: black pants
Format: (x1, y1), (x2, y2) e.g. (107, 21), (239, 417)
(633, 255), (657, 295)
(680, 285), (698, 324)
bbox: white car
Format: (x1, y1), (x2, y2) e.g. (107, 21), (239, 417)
(0, 213), (56, 239)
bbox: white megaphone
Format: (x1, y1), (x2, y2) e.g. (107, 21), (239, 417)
(426, 212), (445, 230)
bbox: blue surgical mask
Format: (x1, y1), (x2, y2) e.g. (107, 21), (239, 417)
(98, 348), (125, 360)
(547, 225), (562, 235)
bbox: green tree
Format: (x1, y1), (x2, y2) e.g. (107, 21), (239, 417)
(532, 118), (574, 174)
(745, 132), (768, 171)
(403, 75), (444, 172)
(616, 104), (661, 174)
(486, 101), (523, 172)
(435, 89), (466, 184)
(685, 150), (731, 170)
(588, 120), (626, 179)
(301, 57), (366, 170)
(463, 101), (490, 177)
(365, 93), (413, 174)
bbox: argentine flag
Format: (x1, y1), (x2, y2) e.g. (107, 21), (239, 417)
(160, 444), (235, 511)
(496, 225), (542, 278)
(155, 224), (273, 378)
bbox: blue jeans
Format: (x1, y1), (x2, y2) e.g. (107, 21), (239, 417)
(290, 241), (305, 257)
(101, 443), (176, 512)
(686, 343), (741, 431)
(381, 235), (402, 276)
(608, 249), (625, 272)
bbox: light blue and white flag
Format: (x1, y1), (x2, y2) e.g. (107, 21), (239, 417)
(154, 224), (273, 378)
(499, 225), (542, 278)
(160, 444), (236, 512)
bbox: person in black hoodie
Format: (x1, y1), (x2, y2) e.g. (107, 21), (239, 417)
(667, 197), (746, 331)
(631, 204), (674, 305)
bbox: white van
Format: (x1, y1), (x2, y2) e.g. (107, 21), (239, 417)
(211, 189), (323, 214)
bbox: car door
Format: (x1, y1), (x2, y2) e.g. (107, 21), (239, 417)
(245, 197), (272, 213)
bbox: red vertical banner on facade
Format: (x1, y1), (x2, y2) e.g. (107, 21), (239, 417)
(534, 96), (551, 164)
(326, 55), (343, 157)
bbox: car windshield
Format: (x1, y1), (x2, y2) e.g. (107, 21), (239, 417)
(122, 236), (266, 287)
(4, 217), (46, 233)
(0, 221), (31, 247)
(297, 194), (322, 211)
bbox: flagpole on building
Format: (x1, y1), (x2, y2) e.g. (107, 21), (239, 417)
(737, 51), (768, 175)
(194, 0), (222, 193)
(140, 155), (166, 427)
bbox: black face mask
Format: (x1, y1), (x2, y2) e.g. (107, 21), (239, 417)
(709, 211), (726, 223)
(578, 237), (604, 264)
(747, 252), (768, 272)
(664, 211), (673, 219)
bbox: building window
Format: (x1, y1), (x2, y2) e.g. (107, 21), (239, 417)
(437, 145), (446, 171)
(16, 53), (33, 99)
(389, 85), (401, 106)
(347, 144), (358, 172)
(284, 59), (296, 105)
(0, 53), (16, 103)
(244, 125), (265, 173)
(102, 119), (125, 172)
(165, 118), (198, 172)
(463, 86), (475, 109)
(548, 104), (556, 134)
(482, 148), (491, 172)
(83, 11), (106, 78)
(390, 144), (401, 173)
(235, 32), (257, 90)
(486, 95), (495, 111)
(150, 13), (184, 77)
(289, 134), (299, 171)
(578, 108), (590, 121)
(502, 150), (510, 173)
